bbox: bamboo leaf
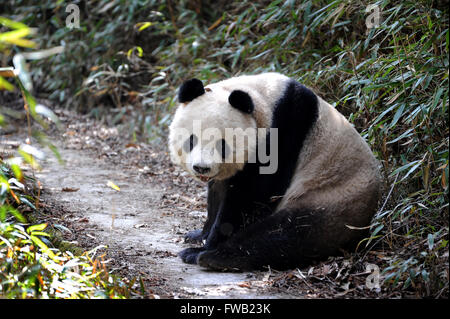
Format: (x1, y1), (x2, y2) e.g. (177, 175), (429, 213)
(27, 223), (48, 233)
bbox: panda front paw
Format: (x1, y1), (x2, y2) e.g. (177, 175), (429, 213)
(178, 247), (205, 264)
(184, 229), (204, 243)
(197, 249), (250, 272)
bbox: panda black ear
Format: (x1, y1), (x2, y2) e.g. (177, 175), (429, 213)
(178, 78), (205, 103)
(228, 90), (254, 114)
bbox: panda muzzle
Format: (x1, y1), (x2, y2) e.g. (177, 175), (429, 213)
(193, 165), (214, 182)
(198, 175), (211, 182)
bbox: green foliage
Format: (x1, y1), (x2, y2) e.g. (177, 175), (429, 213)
(0, 222), (137, 298)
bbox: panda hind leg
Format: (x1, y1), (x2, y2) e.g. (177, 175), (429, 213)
(197, 209), (323, 271)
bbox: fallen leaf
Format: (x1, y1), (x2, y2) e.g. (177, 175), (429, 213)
(238, 282), (251, 288)
(107, 180), (120, 191)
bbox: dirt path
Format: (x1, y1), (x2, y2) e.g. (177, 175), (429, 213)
(34, 110), (292, 299)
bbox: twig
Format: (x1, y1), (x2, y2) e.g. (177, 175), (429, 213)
(347, 51), (371, 121)
(361, 172), (399, 260)
(166, 0), (179, 37)
(379, 172), (400, 214)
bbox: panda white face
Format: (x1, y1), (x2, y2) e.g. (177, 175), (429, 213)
(168, 82), (257, 182)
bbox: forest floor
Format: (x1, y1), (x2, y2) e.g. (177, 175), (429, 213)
(8, 108), (405, 299)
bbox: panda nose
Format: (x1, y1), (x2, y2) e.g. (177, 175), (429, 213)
(193, 165), (210, 175)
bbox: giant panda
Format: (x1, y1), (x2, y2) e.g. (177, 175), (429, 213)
(168, 72), (381, 271)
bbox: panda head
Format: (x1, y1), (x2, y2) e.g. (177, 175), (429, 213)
(168, 78), (257, 182)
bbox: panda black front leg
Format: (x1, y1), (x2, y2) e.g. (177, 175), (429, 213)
(178, 247), (205, 264)
(184, 180), (223, 244)
(180, 209), (236, 265)
(203, 187), (248, 250)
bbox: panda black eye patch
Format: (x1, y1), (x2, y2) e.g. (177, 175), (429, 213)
(183, 134), (197, 152)
(215, 139), (230, 160)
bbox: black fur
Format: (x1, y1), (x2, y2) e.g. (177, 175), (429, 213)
(215, 139), (230, 160)
(183, 134), (197, 153)
(183, 179), (225, 244)
(197, 208), (327, 271)
(228, 90), (254, 113)
(178, 78), (205, 103)
(180, 79), (320, 270)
